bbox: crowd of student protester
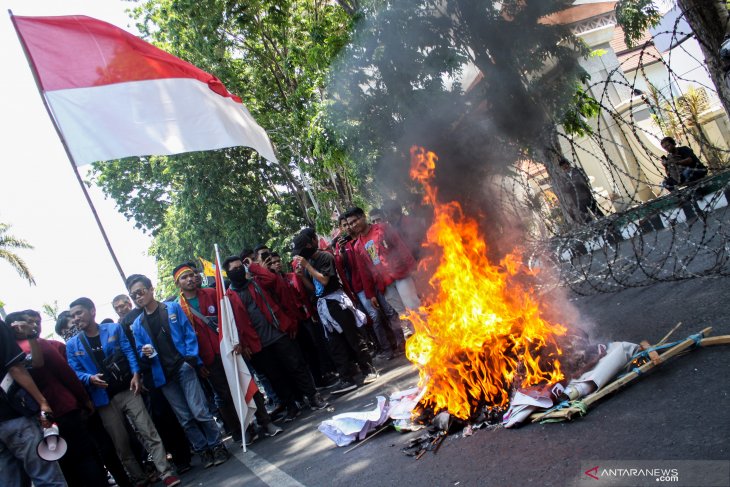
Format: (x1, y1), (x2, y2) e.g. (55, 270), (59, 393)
(0, 203), (428, 487)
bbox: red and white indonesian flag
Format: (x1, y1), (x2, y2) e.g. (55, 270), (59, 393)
(214, 245), (258, 450)
(12, 15), (278, 166)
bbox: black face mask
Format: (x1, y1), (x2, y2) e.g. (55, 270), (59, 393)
(227, 267), (248, 285)
(298, 247), (316, 259)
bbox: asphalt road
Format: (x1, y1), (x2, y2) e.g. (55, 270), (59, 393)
(178, 275), (730, 487)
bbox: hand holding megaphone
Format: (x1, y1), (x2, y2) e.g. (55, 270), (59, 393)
(37, 422), (68, 462)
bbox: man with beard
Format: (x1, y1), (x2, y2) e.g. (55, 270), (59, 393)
(126, 274), (228, 469)
(222, 255), (329, 421)
(66, 297), (180, 487)
(292, 230), (378, 395)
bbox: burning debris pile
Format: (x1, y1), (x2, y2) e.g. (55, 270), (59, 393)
(404, 146), (567, 422)
(317, 147), (729, 455)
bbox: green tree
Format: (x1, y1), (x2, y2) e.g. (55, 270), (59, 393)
(94, 0), (359, 290)
(328, 0), (590, 232)
(616, 0), (730, 116)
(0, 222), (35, 285)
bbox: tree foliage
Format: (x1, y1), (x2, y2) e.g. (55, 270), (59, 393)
(615, 0), (662, 48)
(0, 222), (35, 285)
(616, 0), (730, 116)
(94, 0), (359, 292)
(327, 0), (590, 227)
(94, 0), (599, 287)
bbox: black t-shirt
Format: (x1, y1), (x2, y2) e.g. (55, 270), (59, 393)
(307, 251), (341, 297)
(86, 334), (127, 398)
(0, 321), (27, 422)
(234, 285), (284, 348)
(676, 146), (704, 168)
(145, 307), (184, 379)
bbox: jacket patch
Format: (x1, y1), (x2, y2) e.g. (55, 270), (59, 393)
(207, 305), (216, 314)
(74, 351), (86, 356)
(107, 335), (118, 342)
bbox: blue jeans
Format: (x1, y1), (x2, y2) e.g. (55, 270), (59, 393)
(358, 290), (404, 350)
(0, 416), (67, 487)
(161, 362), (222, 452)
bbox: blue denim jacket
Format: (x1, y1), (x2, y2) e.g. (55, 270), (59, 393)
(66, 322), (140, 408)
(130, 301), (200, 388)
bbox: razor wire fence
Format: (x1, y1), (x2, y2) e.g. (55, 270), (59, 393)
(504, 10), (730, 294)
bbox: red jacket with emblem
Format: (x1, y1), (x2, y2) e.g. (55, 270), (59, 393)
(179, 287), (261, 364)
(354, 222), (416, 287)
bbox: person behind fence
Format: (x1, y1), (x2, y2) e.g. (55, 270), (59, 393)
(292, 231), (379, 395)
(0, 318), (67, 487)
(660, 136), (708, 191)
(66, 297), (181, 487)
(557, 158), (604, 223)
(7, 311), (108, 487)
(126, 274), (229, 470)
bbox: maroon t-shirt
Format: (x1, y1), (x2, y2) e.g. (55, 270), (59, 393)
(18, 338), (89, 418)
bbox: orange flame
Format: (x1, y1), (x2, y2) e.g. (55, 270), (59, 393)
(405, 146), (566, 420)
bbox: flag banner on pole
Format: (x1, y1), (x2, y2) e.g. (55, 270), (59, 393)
(12, 15), (279, 166)
(198, 256), (219, 278)
(214, 245), (257, 449)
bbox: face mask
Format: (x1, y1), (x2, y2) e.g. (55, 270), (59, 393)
(227, 267), (248, 285)
(298, 247), (316, 259)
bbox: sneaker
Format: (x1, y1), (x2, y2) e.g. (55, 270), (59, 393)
(308, 392), (329, 410)
(200, 450), (215, 469)
(212, 445), (230, 466)
(363, 371), (379, 384)
(263, 423), (283, 437)
(244, 429), (259, 446)
(162, 475), (181, 487)
(282, 406), (301, 423)
(316, 375), (340, 390)
(330, 379), (357, 395)
(175, 463), (192, 474)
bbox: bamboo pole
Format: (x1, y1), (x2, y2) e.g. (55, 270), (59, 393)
(530, 327), (713, 423)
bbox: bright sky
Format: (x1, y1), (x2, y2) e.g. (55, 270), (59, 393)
(0, 0), (156, 330)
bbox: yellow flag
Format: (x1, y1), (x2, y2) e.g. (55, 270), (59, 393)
(198, 256), (218, 277)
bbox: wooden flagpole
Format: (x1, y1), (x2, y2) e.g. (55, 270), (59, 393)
(9, 10), (127, 284)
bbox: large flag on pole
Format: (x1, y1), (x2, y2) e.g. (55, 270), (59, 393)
(12, 15), (278, 166)
(214, 244), (258, 451)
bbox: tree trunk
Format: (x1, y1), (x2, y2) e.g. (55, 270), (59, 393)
(677, 0), (730, 116)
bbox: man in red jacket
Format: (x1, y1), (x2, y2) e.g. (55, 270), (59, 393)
(346, 207), (420, 337)
(222, 256), (329, 422)
(269, 252), (338, 388)
(334, 215), (403, 358)
(7, 311), (109, 487)
(173, 263), (282, 442)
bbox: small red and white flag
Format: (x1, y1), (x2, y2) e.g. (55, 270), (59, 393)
(12, 15), (278, 166)
(214, 244), (258, 450)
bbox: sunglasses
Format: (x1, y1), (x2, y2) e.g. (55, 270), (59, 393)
(129, 288), (149, 299)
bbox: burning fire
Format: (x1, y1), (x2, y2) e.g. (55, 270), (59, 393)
(405, 146), (566, 420)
